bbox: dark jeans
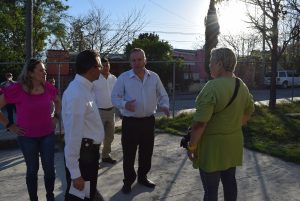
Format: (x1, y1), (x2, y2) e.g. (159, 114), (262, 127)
(199, 167), (237, 201)
(18, 133), (55, 201)
(121, 115), (155, 186)
(65, 141), (100, 201)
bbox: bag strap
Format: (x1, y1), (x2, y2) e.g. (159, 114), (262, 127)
(225, 77), (240, 109)
(215, 78), (240, 114)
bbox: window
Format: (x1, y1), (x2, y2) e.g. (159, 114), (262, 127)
(192, 73), (200, 80)
(279, 72), (286, 77)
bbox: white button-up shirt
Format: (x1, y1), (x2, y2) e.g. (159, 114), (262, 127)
(111, 69), (169, 118)
(62, 74), (104, 179)
(92, 73), (117, 108)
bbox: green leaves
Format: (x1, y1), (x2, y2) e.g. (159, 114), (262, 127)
(124, 33), (175, 85)
(0, 0), (68, 76)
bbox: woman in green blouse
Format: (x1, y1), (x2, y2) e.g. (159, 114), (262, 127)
(188, 47), (254, 201)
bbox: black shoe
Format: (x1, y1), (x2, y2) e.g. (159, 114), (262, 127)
(102, 157), (117, 164)
(121, 184), (131, 194)
(138, 178), (156, 188)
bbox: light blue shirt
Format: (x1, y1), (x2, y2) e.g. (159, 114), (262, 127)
(111, 68), (169, 118)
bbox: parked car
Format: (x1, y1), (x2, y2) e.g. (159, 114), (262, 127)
(264, 70), (300, 88)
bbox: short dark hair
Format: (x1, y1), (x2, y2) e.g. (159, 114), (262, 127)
(101, 57), (109, 63)
(76, 50), (100, 75)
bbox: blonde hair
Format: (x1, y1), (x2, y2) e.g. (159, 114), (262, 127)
(210, 48), (237, 72)
(18, 59), (43, 92)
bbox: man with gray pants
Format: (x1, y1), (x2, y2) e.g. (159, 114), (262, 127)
(93, 57), (117, 164)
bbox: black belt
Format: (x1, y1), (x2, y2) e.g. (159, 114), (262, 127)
(99, 107), (113, 111)
(123, 115), (154, 121)
(81, 138), (100, 150)
(80, 138), (99, 161)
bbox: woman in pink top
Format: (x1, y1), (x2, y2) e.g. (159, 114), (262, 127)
(0, 59), (61, 201)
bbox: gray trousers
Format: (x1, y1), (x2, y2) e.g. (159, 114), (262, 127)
(99, 108), (115, 158)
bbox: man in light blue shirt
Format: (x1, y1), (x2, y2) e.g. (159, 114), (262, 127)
(111, 48), (169, 194)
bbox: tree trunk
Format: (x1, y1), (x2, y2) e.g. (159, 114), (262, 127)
(25, 0), (33, 61)
(204, 0), (220, 79)
(269, 16), (279, 110)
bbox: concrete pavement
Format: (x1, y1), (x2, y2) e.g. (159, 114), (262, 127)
(0, 97), (300, 200)
(1, 134), (300, 201)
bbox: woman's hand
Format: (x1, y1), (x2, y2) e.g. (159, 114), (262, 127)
(187, 150), (197, 161)
(187, 143), (197, 161)
(187, 122), (207, 162)
(7, 124), (25, 136)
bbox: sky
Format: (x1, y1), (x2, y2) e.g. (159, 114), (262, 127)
(64, 0), (249, 50)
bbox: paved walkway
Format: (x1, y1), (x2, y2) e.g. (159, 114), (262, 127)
(0, 134), (300, 201)
(0, 98), (300, 200)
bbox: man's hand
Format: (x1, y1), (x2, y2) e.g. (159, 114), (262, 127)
(160, 107), (170, 117)
(72, 176), (85, 191)
(125, 100), (136, 112)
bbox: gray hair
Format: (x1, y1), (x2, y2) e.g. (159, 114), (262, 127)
(210, 48), (237, 72)
(130, 48), (146, 59)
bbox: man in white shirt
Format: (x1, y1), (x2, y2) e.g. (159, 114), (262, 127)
(62, 50), (104, 201)
(92, 57), (117, 164)
(111, 48), (170, 194)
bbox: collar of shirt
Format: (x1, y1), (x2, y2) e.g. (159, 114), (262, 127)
(128, 68), (151, 79)
(74, 74), (93, 91)
(99, 73), (111, 79)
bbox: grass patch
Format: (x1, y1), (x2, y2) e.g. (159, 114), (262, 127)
(152, 101), (300, 164)
(155, 112), (193, 136)
(244, 101), (300, 163)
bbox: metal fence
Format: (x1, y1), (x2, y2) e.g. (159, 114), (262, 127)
(1, 60), (299, 120)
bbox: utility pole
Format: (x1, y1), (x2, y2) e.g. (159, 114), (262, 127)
(25, 0), (33, 61)
(172, 61), (176, 118)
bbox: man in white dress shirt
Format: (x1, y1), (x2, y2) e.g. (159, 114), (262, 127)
(93, 57), (117, 164)
(111, 48), (170, 194)
(62, 50), (104, 201)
